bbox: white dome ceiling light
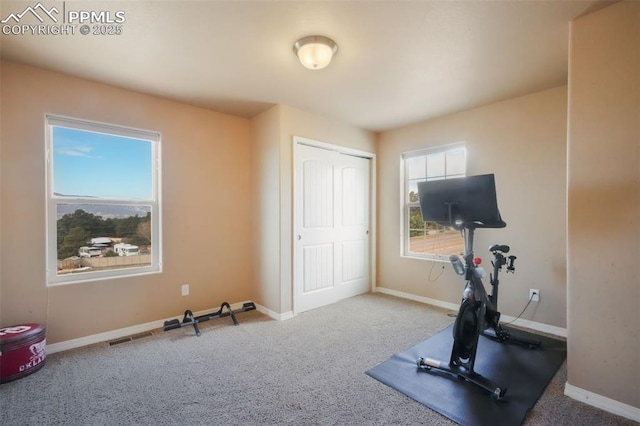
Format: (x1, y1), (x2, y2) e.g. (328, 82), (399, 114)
(293, 35), (338, 70)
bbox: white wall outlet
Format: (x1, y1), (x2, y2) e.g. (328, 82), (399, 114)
(181, 284), (189, 296)
(529, 288), (540, 302)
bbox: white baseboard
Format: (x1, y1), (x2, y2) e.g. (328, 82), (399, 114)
(375, 286), (460, 312)
(499, 314), (567, 337)
(46, 301), (256, 355)
(47, 288), (567, 355)
(565, 382), (640, 422)
(254, 304), (294, 321)
(374, 286), (567, 337)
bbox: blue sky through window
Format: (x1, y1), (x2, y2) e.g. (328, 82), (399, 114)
(53, 127), (152, 200)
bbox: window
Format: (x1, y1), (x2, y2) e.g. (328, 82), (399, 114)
(46, 115), (161, 285)
(402, 143), (466, 260)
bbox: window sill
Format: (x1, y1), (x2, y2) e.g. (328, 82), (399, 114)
(47, 267), (162, 287)
(401, 253), (449, 263)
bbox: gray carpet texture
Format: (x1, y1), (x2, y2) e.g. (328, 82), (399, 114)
(0, 293), (635, 426)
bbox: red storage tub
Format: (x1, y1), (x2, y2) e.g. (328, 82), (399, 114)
(0, 324), (46, 383)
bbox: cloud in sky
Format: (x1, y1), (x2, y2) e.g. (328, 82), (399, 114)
(55, 143), (101, 158)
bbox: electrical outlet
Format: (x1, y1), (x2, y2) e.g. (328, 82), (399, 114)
(529, 288), (539, 302)
(181, 284), (189, 296)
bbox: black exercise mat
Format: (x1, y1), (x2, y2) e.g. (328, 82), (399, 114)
(366, 324), (566, 426)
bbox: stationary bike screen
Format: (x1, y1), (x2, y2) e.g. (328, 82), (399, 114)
(417, 174), (505, 229)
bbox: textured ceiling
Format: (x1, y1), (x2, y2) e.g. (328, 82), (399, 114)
(0, 1), (609, 131)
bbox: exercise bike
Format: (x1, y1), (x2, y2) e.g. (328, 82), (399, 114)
(414, 174), (540, 400)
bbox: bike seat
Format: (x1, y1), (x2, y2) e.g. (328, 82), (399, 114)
(489, 244), (510, 253)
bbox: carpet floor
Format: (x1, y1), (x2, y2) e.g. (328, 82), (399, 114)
(0, 293), (635, 425)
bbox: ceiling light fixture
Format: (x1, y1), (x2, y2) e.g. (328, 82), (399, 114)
(293, 35), (338, 70)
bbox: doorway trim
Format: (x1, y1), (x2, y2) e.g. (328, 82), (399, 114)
(292, 136), (376, 315)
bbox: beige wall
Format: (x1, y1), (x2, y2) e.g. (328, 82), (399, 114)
(250, 105), (376, 314)
(377, 86), (568, 327)
(0, 62), (3, 328)
(567, 1), (640, 408)
(0, 61), (253, 344)
(249, 105), (282, 312)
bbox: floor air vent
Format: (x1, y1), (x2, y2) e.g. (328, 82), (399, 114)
(108, 332), (153, 346)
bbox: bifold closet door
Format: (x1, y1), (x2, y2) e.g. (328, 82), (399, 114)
(294, 143), (370, 313)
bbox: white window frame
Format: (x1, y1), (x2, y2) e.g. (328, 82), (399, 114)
(401, 142), (466, 260)
(45, 114), (162, 285)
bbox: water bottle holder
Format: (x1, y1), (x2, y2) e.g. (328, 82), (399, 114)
(449, 253), (465, 276)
